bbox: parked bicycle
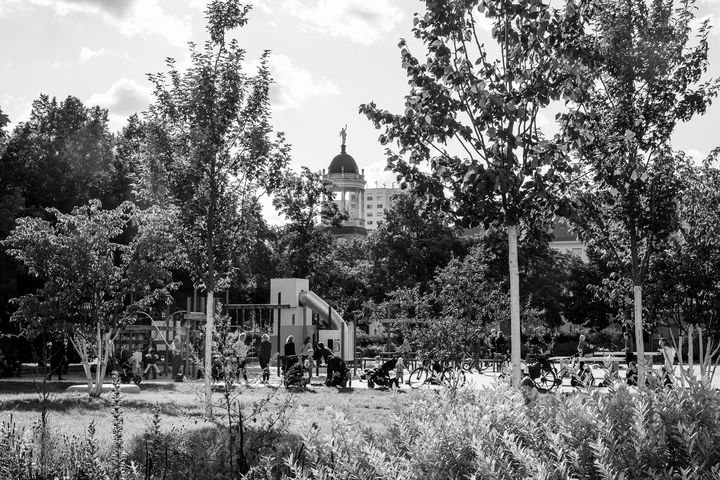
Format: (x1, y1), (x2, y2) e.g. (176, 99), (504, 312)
(461, 350), (509, 374)
(408, 356), (466, 388)
(538, 355), (595, 392)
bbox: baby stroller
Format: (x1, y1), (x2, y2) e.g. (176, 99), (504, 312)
(361, 358), (398, 389)
(116, 348), (142, 385)
(283, 362), (308, 389)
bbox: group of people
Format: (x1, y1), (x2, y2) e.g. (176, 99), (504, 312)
(283, 335), (350, 388)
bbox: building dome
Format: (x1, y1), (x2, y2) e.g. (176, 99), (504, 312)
(328, 145), (359, 174)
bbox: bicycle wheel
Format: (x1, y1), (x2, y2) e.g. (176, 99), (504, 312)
(461, 357), (474, 373)
(408, 367), (429, 388)
(442, 367), (466, 387)
(535, 368), (557, 393)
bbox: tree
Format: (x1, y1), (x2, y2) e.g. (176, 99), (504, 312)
(562, 0), (719, 383)
(270, 166), (346, 280)
(0, 96), (127, 332)
(365, 192), (467, 300)
(143, 0), (290, 415)
(2, 201), (178, 397)
(361, 0), (590, 384)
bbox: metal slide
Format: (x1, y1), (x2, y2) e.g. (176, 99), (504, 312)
(298, 290), (346, 330)
(298, 289), (354, 360)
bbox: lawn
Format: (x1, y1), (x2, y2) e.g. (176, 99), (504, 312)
(0, 375), (417, 452)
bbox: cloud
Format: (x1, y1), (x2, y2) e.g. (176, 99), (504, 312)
(282, 0), (404, 45)
(4, 0), (191, 46)
(87, 78), (151, 117)
(268, 54), (340, 110)
(79, 46), (106, 63)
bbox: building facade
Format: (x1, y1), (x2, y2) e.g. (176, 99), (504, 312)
(324, 132), (400, 236)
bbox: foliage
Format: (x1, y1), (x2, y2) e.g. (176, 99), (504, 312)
(562, 0), (720, 382)
(649, 157), (720, 337)
(270, 166), (347, 281)
(141, 0), (291, 414)
(365, 192), (467, 298)
(250, 383), (720, 480)
(361, 0), (591, 384)
(2, 200), (178, 396)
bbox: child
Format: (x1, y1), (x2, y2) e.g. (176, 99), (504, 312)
(373, 355), (382, 369)
(626, 361), (638, 386)
(144, 348), (161, 379)
(395, 356), (405, 386)
(305, 348), (315, 384)
(132, 348), (143, 377)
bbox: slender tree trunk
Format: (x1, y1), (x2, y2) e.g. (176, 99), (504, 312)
(633, 285), (645, 386)
(205, 289), (214, 417)
(689, 323), (694, 379)
(507, 224), (521, 386)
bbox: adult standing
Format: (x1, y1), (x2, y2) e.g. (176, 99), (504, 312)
(234, 332), (249, 384)
(171, 336), (184, 381)
(47, 331), (65, 381)
(622, 331), (634, 365)
(284, 335), (297, 370)
(259, 333), (272, 383)
(659, 337), (676, 387)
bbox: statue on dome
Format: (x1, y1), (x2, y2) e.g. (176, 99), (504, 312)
(339, 125), (347, 146)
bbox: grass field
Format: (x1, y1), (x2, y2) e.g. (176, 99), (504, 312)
(0, 375), (418, 452)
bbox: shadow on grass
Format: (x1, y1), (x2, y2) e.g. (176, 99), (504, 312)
(0, 379), (182, 395)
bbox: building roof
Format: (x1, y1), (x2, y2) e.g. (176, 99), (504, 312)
(328, 145), (359, 174)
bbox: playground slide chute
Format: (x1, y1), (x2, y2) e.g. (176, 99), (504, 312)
(298, 290), (346, 330)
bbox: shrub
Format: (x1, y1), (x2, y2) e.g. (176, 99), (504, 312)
(249, 383), (720, 479)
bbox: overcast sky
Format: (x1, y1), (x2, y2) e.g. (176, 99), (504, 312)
(2, 0), (720, 223)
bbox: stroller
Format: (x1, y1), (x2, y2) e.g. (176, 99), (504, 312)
(116, 348), (142, 385)
(361, 358), (398, 389)
(283, 362), (308, 389)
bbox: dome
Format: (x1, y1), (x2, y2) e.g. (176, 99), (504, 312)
(328, 145), (359, 174)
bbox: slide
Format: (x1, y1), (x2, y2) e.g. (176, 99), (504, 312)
(298, 290), (346, 330)
(298, 290), (353, 360)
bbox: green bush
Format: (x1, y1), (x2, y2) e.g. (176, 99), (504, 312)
(249, 381), (720, 479)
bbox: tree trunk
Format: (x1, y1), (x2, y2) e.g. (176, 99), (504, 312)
(507, 224), (521, 387)
(205, 289), (214, 418)
(633, 285), (645, 386)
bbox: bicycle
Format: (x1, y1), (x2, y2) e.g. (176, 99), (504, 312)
(539, 356), (595, 392)
(407, 358), (466, 388)
(461, 351), (509, 375)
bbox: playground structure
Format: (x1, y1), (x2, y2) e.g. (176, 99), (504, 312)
(113, 278), (354, 377)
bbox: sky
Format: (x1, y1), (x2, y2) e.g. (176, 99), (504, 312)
(2, 0), (720, 223)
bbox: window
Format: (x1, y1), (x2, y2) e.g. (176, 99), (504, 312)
(377, 204), (383, 209)
(350, 203), (356, 209)
(377, 195), (383, 200)
(366, 196), (373, 201)
(366, 204), (373, 209)
(367, 221), (373, 225)
(367, 212), (373, 217)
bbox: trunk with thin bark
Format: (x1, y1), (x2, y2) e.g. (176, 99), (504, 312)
(507, 224), (522, 387)
(205, 290), (214, 417)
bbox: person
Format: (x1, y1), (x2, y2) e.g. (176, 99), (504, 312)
(132, 347), (144, 377)
(622, 331), (633, 365)
(47, 332), (65, 381)
(495, 331), (506, 356)
(305, 348), (315, 384)
(317, 342), (349, 388)
(395, 355), (405, 386)
(144, 345), (161, 379)
(520, 371), (538, 405)
(577, 334), (594, 357)
(659, 337), (676, 387)
(301, 336), (312, 358)
(171, 336), (184, 382)
(373, 355), (382, 369)
(259, 333), (272, 383)
(626, 361), (638, 386)
(284, 335), (297, 371)
(234, 332), (249, 384)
